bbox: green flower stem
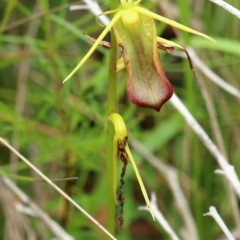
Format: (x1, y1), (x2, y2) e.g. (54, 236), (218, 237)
(106, 0), (118, 234)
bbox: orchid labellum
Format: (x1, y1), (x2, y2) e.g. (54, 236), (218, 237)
(63, 0), (214, 111)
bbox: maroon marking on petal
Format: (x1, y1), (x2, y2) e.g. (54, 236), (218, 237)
(125, 54), (173, 112)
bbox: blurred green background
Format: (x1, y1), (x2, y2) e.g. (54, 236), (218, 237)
(0, 0), (240, 239)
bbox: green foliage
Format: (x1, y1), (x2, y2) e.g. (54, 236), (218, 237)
(1, 0), (240, 239)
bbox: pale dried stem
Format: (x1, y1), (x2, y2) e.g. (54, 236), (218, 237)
(0, 137), (117, 240)
(197, 72), (240, 237)
(209, 0), (240, 19)
(130, 139), (198, 240)
(204, 206), (235, 240)
(0, 178), (35, 240)
(171, 44), (240, 200)
(139, 193), (181, 240)
(197, 74), (227, 156)
(170, 94), (240, 197)
(75, 0), (110, 26)
(1, 177), (74, 240)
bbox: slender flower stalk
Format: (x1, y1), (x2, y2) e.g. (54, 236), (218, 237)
(106, 0), (118, 234)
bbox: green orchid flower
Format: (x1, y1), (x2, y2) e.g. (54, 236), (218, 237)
(108, 113), (155, 221)
(63, 0), (215, 111)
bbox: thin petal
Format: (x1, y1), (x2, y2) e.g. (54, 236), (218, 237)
(125, 144), (155, 220)
(63, 10), (124, 83)
(135, 6), (215, 42)
(157, 37), (197, 80)
(157, 37), (184, 49)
